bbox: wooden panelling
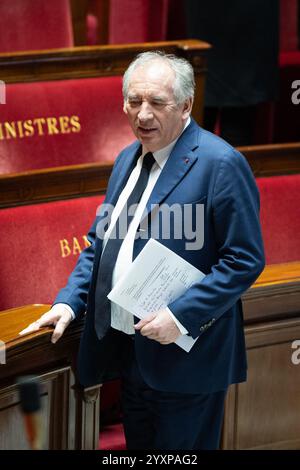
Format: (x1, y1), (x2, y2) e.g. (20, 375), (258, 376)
(243, 262), (300, 323)
(221, 263), (300, 449)
(0, 163), (111, 208)
(222, 317), (300, 449)
(237, 142), (300, 177)
(0, 304), (100, 450)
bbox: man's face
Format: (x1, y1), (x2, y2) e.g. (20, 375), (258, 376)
(123, 61), (192, 152)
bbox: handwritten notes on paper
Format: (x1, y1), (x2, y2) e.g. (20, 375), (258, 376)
(108, 239), (205, 352)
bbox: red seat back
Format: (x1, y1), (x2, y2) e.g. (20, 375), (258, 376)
(87, 0), (169, 45)
(280, 0), (298, 52)
(257, 174), (300, 264)
(109, 0), (169, 43)
(0, 0), (73, 53)
(0, 195), (104, 311)
(0, 77), (135, 174)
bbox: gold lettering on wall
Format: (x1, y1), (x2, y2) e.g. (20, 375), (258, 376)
(60, 239), (72, 258)
(59, 236), (91, 258)
(0, 115), (81, 140)
(70, 115), (81, 132)
(47, 117), (59, 135)
(82, 235), (91, 248)
(4, 122), (17, 139)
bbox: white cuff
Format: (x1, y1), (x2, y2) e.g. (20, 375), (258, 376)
(52, 303), (75, 321)
(166, 307), (188, 335)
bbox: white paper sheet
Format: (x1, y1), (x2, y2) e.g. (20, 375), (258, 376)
(108, 239), (205, 352)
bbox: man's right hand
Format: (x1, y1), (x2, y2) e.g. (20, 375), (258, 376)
(19, 304), (73, 344)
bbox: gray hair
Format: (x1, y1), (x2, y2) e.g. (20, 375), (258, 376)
(122, 51), (195, 104)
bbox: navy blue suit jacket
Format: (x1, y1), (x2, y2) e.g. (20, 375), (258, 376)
(55, 119), (265, 393)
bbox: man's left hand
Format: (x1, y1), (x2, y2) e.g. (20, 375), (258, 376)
(134, 309), (180, 344)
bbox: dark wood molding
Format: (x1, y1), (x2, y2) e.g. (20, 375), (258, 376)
(0, 162), (112, 208)
(0, 41), (210, 82)
(237, 142), (300, 177)
(242, 262), (300, 323)
(1, 142), (300, 209)
(243, 280), (300, 323)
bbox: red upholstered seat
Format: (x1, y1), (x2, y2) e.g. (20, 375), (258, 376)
(0, 77), (135, 174)
(257, 174), (300, 264)
(0, 195), (104, 311)
(99, 422), (126, 450)
(0, 0), (73, 53)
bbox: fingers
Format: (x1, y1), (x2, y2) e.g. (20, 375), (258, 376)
(19, 321), (42, 336)
(51, 315), (71, 344)
(19, 307), (72, 342)
(134, 313), (157, 330)
(19, 311), (54, 336)
(139, 322), (159, 340)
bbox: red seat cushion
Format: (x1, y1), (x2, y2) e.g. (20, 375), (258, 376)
(257, 174), (300, 264)
(99, 422), (126, 450)
(279, 51), (300, 67)
(0, 77), (135, 174)
(0, 195), (104, 311)
(0, 0), (73, 53)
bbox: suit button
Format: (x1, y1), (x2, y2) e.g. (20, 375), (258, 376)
(200, 326), (204, 332)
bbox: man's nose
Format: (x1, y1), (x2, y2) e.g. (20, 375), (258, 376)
(137, 102), (153, 122)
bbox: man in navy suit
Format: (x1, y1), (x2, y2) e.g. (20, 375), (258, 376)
(21, 52), (265, 449)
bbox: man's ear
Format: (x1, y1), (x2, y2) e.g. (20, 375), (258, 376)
(123, 100), (128, 115)
(182, 98), (193, 120)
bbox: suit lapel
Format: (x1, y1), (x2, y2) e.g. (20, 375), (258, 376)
(144, 119), (201, 216)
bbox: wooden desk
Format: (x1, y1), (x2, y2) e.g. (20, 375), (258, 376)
(0, 305), (100, 450)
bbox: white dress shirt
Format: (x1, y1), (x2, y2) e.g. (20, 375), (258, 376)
(58, 118), (191, 336)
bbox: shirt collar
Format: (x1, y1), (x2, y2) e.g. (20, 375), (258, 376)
(143, 116), (191, 170)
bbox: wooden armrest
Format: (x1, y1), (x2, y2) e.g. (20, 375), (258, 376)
(237, 142), (300, 177)
(253, 261), (300, 287)
(0, 304), (83, 357)
(0, 40), (210, 84)
(0, 304), (52, 348)
(244, 262), (300, 323)
(0, 162), (112, 208)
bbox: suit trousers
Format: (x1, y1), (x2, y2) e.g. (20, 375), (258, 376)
(120, 336), (227, 450)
